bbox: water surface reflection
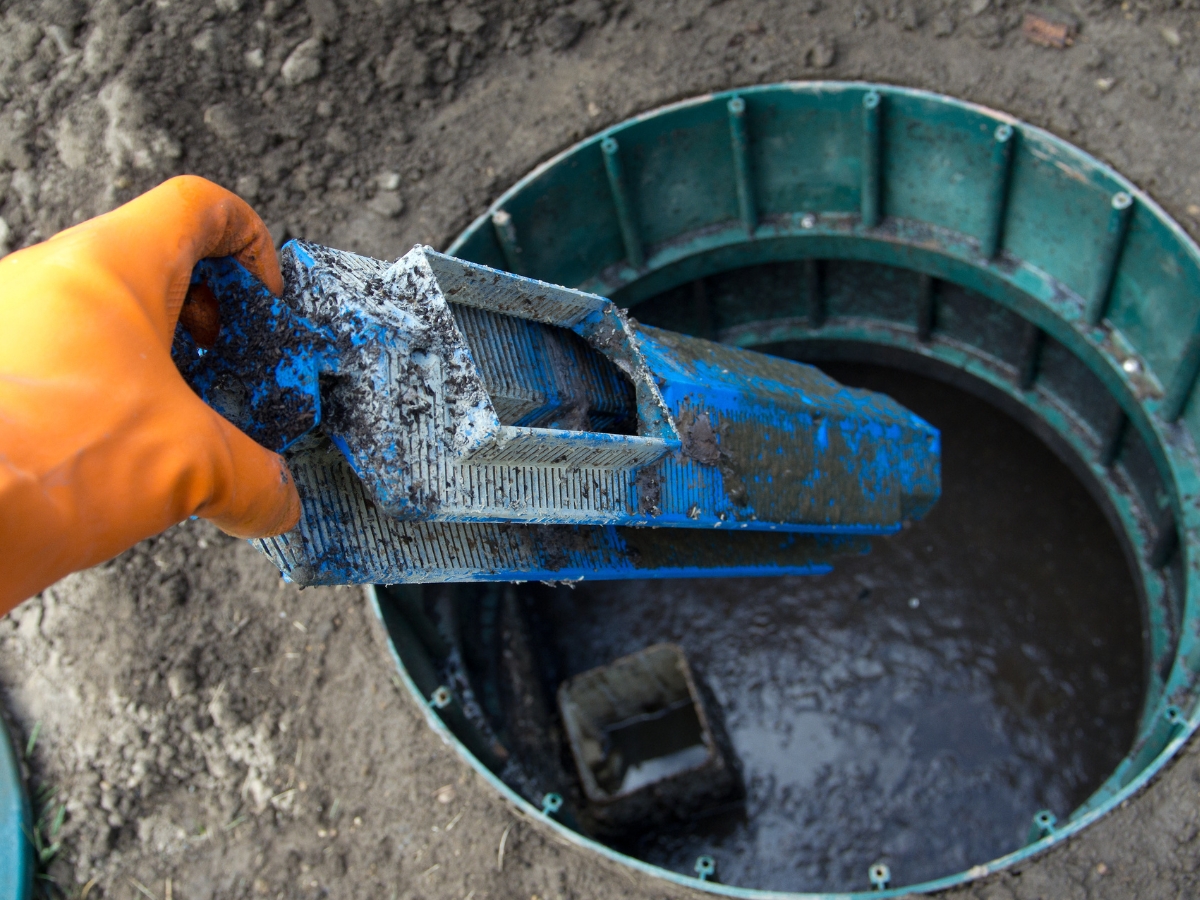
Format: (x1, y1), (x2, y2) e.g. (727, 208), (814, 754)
(527, 366), (1143, 892)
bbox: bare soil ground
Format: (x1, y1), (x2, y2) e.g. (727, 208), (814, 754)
(4, 0), (1200, 898)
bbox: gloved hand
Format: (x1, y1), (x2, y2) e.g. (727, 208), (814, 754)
(0, 176), (301, 615)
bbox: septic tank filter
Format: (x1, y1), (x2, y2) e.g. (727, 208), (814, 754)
(172, 243), (939, 583)
(371, 83), (1200, 897)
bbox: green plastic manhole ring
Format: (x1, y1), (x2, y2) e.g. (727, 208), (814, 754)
(372, 81), (1200, 897)
(0, 717), (32, 900)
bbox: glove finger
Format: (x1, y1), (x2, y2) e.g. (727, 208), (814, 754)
(187, 395), (302, 538)
(151, 176), (283, 334)
(172, 175), (284, 296)
(48, 176), (284, 344)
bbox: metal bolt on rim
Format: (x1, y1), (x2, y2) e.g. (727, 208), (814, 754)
(868, 863), (891, 891)
(372, 81), (1200, 898)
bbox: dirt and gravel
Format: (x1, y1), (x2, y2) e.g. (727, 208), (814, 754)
(5, 0), (1200, 897)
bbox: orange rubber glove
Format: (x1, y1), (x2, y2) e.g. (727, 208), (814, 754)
(0, 175), (301, 615)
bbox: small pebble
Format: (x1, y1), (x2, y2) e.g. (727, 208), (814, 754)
(1162, 26), (1182, 48)
(235, 174), (261, 201)
(192, 29), (214, 53)
(809, 35), (836, 68)
(540, 11), (583, 51)
(449, 6), (485, 34)
(908, 597), (920, 609)
(1096, 78), (1116, 93)
(932, 10), (956, 37)
(367, 191), (405, 218)
(281, 37), (323, 86)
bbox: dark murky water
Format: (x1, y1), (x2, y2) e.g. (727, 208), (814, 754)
(520, 365), (1144, 893)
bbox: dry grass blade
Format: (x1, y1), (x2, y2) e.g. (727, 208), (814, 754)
(497, 823), (513, 872)
(127, 877), (159, 900)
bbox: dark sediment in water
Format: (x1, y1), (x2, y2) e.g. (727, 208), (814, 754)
(513, 365), (1144, 893)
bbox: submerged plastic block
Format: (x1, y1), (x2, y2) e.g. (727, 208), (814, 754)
(174, 242), (939, 583)
(557, 643), (740, 834)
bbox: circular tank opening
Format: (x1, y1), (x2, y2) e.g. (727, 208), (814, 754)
(526, 359), (1148, 890)
(378, 357), (1145, 894)
(371, 83), (1200, 897)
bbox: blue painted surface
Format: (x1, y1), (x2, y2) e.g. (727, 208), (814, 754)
(178, 255), (329, 453)
(630, 325), (940, 529)
(177, 241), (939, 584)
(0, 719), (32, 900)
